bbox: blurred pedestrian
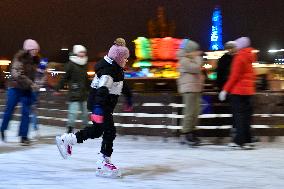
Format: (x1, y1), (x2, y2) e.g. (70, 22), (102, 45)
(56, 38), (129, 178)
(122, 82), (133, 112)
(177, 40), (204, 146)
(216, 41), (237, 91)
(54, 45), (89, 133)
(215, 41), (237, 142)
(1, 39), (40, 145)
(30, 59), (48, 138)
(219, 37), (256, 149)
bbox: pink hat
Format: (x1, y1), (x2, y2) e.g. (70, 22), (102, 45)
(23, 39), (40, 51)
(234, 37), (251, 50)
(108, 39), (129, 67)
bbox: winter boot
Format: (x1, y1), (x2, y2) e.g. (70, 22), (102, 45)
(1, 131), (6, 142)
(56, 133), (77, 159)
(180, 133), (201, 146)
(21, 136), (31, 146)
(242, 143), (255, 150)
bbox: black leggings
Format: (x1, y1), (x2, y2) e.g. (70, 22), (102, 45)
(75, 112), (116, 157)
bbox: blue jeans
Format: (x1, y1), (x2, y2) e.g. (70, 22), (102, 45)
(31, 92), (39, 130)
(1, 88), (33, 137)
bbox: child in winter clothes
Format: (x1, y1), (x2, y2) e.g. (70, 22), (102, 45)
(56, 38), (129, 177)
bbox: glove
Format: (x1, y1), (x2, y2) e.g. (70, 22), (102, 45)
(219, 90), (228, 101)
(38, 60), (48, 73)
(91, 105), (104, 123)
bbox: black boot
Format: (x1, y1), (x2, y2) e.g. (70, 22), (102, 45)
(1, 131), (6, 142)
(21, 136), (31, 146)
(180, 132), (200, 146)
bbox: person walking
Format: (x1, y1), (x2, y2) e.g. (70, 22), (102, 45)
(1, 39), (40, 145)
(54, 45), (89, 133)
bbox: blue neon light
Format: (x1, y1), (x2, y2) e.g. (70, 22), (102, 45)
(210, 7), (224, 50)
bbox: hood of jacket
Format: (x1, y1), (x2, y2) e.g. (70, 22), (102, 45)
(237, 47), (257, 64)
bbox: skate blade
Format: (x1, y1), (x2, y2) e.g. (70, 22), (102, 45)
(55, 136), (68, 159)
(95, 169), (122, 178)
(184, 142), (200, 148)
(20, 143), (31, 146)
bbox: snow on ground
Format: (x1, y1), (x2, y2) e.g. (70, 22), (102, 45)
(0, 123), (284, 189)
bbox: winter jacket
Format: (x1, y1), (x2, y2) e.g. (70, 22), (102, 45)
(55, 60), (89, 101)
(223, 48), (256, 95)
(216, 53), (234, 91)
(177, 54), (204, 93)
(8, 50), (39, 90)
(88, 56), (124, 112)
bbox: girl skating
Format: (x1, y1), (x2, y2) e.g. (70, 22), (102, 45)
(56, 38), (129, 178)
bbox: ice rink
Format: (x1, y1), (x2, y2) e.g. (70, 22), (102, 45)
(0, 123), (283, 189)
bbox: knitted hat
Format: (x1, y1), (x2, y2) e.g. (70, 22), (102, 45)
(108, 38), (129, 67)
(234, 37), (251, 50)
(73, 45), (87, 55)
(114, 38), (126, 46)
(224, 41), (237, 50)
(23, 39), (40, 51)
(183, 40), (200, 53)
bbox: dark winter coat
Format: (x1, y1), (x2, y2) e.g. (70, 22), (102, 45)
(216, 53), (234, 91)
(56, 61), (89, 101)
(8, 50), (39, 91)
(87, 58), (124, 112)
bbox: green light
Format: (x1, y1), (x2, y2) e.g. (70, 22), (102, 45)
(208, 72), (217, 80)
(133, 61), (152, 68)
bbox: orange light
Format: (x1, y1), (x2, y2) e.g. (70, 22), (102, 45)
(87, 71), (95, 76)
(0, 60), (11, 65)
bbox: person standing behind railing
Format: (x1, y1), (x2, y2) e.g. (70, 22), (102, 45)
(177, 40), (204, 146)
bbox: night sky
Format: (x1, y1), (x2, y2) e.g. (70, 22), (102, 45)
(0, 0), (283, 61)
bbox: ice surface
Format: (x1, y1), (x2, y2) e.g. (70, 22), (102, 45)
(0, 124), (283, 189)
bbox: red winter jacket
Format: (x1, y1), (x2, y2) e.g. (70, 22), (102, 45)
(223, 47), (256, 95)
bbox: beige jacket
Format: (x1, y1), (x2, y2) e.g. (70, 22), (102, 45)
(177, 55), (204, 93)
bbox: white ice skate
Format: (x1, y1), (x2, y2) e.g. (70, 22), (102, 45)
(95, 154), (122, 178)
(56, 133), (77, 159)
